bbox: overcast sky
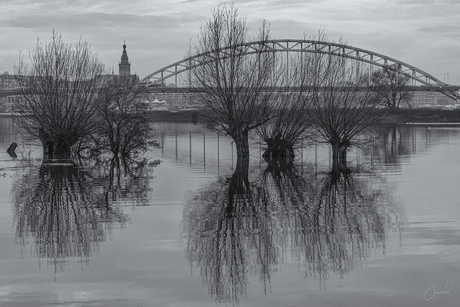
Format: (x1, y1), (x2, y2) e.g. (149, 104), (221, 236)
(1, 0), (459, 84)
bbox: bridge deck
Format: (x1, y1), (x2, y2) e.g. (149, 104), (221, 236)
(1, 85), (459, 97)
(143, 85), (460, 93)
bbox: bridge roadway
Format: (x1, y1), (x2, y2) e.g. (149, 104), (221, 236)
(141, 85), (460, 94)
(2, 85), (459, 98)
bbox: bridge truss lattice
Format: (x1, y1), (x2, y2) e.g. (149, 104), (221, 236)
(141, 39), (459, 100)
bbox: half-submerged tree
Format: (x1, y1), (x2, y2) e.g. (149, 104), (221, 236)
(369, 65), (413, 109)
(256, 45), (315, 161)
(78, 76), (158, 166)
(190, 4), (280, 161)
(309, 39), (385, 173)
(14, 31), (105, 159)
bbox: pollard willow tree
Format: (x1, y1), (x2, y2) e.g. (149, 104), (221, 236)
(14, 31), (105, 159)
(255, 40), (316, 161)
(190, 4), (281, 163)
(308, 40), (385, 173)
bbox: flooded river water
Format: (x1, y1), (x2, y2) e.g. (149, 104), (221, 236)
(0, 116), (459, 306)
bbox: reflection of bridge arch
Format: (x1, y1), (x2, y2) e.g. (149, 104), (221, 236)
(141, 39), (459, 100)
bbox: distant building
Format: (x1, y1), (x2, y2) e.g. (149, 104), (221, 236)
(0, 72), (15, 89)
(98, 42), (139, 85)
(0, 72), (19, 112)
(119, 41), (131, 76)
(410, 91), (456, 108)
(1, 43), (142, 113)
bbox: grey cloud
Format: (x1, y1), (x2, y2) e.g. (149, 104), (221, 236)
(418, 24), (460, 35)
(4, 12), (199, 31)
(395, 0), (436, 4)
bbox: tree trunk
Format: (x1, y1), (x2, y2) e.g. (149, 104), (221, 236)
(338, 140), (349, 167)
(262, 133), (295, 162)
(331, 139), (350, 175)
(232, 127), (250, 160)
(331, 140), (340, 173)
(226, 155), (250, 217)
(39, 130), (73, 159)
(42, 141), (73, 160)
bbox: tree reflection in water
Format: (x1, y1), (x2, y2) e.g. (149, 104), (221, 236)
(12, 158), (155, 273)
(183, 158), (401, 304)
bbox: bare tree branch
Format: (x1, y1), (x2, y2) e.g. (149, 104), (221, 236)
(190, 4), (282, 161)
(369, 65), (413, 109)
(14, 30), (105, 159)
(307, 33), (386, 171)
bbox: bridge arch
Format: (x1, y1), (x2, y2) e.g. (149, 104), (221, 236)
(141, 39), (459, 100)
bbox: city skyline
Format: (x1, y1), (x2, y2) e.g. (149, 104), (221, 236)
(1, 0), (459, 84)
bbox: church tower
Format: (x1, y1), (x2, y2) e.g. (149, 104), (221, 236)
(118, 41), (131, 76)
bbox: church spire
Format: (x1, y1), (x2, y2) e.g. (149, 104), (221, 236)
(119, 41), (131, 76)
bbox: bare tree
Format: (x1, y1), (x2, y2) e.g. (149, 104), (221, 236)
(256, 98), (309, 162)
(14, 30), (105, 159)
(255, 46), (316, 161)
(190, 4), (280, 161)
(308, 38), (385, 172)
(369, 65), (413, 109)
(78, 76), (158, 166)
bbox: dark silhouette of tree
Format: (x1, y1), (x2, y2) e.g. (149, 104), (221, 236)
(183, 160), (399, 303)
(259, 163), (397, 286)
(307, 36), (386, 172)
(184, 157), (277, 304)
(78, 76), (159, 165)
(370, 65), (413, 109)
(12, 158), (156, 273)
(256, 35), (317, 161)
(190, 4), (281, 161)
(12, 162), (125, 272)
(90, 157), (156, 207)
(14, 30), (105, 159)
(303, 169), (386, 284)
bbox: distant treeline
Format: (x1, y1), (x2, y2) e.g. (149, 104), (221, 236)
(383, 108), (460, 124)
(148, 108), (460, 124)
(146, 110), (201, 123)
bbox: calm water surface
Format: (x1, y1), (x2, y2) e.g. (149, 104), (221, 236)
(0, 117), (459, 306)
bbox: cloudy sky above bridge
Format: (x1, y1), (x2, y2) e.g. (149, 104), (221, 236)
(1, 0), (459, 84)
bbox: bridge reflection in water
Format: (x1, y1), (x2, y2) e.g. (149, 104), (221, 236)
(152, 122), (249, 173)
(149, 122), (459, 175)
(166, 123), (460, 304)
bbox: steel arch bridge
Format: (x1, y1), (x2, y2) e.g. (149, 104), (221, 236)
(141, 39), (459, 100)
